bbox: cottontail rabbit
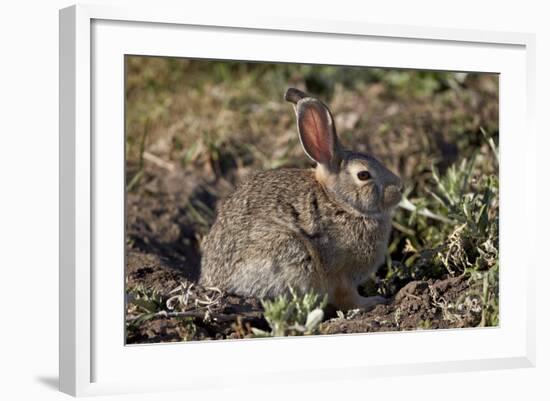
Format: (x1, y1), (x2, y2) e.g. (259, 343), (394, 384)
(200, 88), (402, 310)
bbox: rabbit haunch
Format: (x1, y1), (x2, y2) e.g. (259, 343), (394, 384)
(199, 88), (401, 310)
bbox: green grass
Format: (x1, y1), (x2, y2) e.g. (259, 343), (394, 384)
(252, 289), (328, 337)
(125, 284), (168, 338)
(376, 135), (499, 325)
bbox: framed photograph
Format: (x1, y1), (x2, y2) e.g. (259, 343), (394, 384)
(59, 4), (536, 396)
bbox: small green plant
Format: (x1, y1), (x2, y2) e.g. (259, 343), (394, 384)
(125, 285), (167, 337)
(126, 118), (150, 192)
(252, 288), (328, 337)
(418, 319), (433, 330)
(468, 266), (499, 327)
(127, 284), (166, 314)
(378, 130), (499, 327)
(430, 167), (499, 275)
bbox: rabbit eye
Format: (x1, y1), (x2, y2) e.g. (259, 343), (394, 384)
(357, 171), (371, 181)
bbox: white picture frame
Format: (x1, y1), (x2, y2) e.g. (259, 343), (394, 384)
(59, 3), (536, 397)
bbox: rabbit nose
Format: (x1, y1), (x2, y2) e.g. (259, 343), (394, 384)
(383, 184), (402, 208)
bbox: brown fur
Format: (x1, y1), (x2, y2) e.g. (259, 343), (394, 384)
(199, 89), (401, 310)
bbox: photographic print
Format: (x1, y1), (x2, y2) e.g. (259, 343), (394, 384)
(125, 56), (499, 343)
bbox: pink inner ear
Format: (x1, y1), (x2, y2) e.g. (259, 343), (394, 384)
(299, 103), (333, 164)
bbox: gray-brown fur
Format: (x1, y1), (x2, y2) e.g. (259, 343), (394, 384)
(199, 88), (402, 310)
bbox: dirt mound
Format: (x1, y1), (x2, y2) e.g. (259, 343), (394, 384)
(321, 276), (481, 334)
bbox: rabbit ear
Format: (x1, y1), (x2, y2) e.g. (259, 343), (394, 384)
(295, 97), (341, 169)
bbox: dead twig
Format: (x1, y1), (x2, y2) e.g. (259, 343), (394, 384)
(143, 151), (176, 172)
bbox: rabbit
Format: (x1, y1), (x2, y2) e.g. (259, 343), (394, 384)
(199, 88), (402, 310)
